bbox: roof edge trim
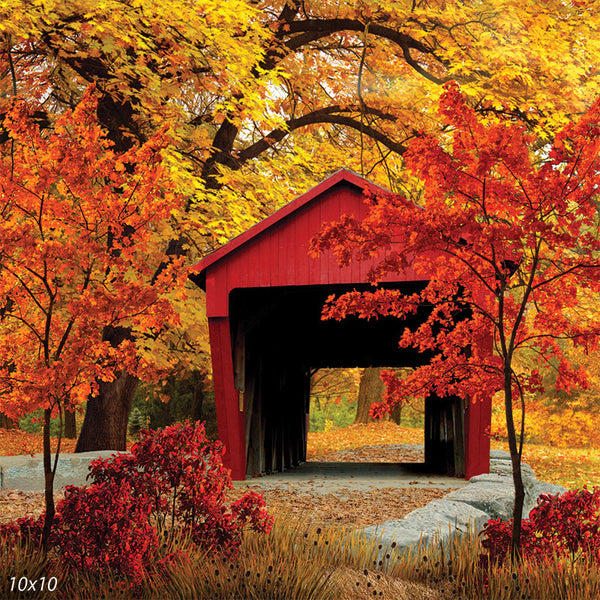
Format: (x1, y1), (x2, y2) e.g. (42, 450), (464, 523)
(190, 168), (387, 285)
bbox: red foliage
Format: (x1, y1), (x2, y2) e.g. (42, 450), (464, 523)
(0, 422), (272, 584)
(311, 84), (600, 555)
(310, 82), (600, 416)
(51, 481), (162, 580)
(88, 420), (273, 555)
(481, 487), (600, 565)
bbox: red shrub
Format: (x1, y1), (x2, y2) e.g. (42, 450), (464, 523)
(50, 481), (161, 580)
(481, 487), (600, 564)
(88, 420), (273, 556)
(0, 421), (273, 584)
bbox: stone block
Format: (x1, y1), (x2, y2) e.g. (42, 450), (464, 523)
(489, 459), (537, 485)
(358, 499), (490, 563)
(490, 449), (511, 460)
(524, 481), (567, 514)
(445, 482), (514, 520)
(0, 451), (126, 492)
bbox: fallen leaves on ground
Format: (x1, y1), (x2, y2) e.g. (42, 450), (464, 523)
(311, 443), (424, 463)
(0, 428), (77, 456)
(307, 422), (424, 459)
(232, 486), (455, 527)
(0, 489), (66, 524)
(491, 441), (600, 490)
(1, 485), (453, 529)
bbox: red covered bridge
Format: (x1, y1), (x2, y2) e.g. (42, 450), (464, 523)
(191, 169), (491, 480)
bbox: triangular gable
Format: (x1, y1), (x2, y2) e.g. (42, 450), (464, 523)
(190, 168), (387, 287)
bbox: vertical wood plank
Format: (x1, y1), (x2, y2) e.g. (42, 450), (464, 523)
(295, 206), (310, 285)
(227, 250), (246, 291)
(453, 397), (466, 478)
(258, 231), (272, 287)
(464, 394), (491, 479)
(307, 192), (322, 286)
(205, 270), (229, 318)
(209, 317), (246, 480)
(281, 217), (294, 287)
(320, 187), (342, 285)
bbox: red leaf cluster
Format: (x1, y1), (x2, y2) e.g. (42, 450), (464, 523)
(481, 487), (600, 565)
(311, 82), (600, 416)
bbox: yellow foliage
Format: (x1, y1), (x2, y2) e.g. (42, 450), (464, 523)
(491, 399), (600, 449)
(5, 0), (600, 415)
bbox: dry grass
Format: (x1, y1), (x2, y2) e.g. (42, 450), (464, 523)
(2, 512), (600, 599)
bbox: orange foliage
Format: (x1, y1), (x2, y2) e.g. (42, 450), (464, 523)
(490, 397), (600, 449)
(0, 89), (189, 420)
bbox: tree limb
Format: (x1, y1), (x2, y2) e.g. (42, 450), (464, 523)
(236, 105), (407, 165)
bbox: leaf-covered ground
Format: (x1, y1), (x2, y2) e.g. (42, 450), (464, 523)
(0, 484), (452, 530)
(306, 422), (599, 489)
(0, 428), (78, 456)
(306, 422), (424, 459)
(490, 441), (600, 490)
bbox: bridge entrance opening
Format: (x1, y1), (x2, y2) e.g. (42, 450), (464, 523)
(306, 367), (425, 465)
(229, 284), (466, 478)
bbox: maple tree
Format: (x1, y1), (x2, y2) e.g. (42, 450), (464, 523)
(3, 0), (600, 450)
(0, 89), (190, 545)
(310, 82), (600, 557)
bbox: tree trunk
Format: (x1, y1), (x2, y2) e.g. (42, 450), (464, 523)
(0, 412), (18, 429)
(41, 409), (56, 550)
(389, 403), (402, 425)
(504, 365), (525, 561)
(75, 372), (138, 451)
(354, 367), (384, 424)
(64, 409), (76, 439)
(75, 325), (139, 452)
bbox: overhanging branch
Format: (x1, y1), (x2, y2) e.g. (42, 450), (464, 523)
(236, 105), (407, 165)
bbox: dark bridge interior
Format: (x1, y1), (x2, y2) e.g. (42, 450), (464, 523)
(229, 283), (465, 478)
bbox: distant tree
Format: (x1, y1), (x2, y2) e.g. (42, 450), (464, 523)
(354, 368), (384, 424)
(310, 368), (360, 408)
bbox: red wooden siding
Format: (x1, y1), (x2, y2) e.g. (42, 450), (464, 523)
(208, 317), (245, 477)
(201, 181), (418, 318)
(192, 169), (492, 481)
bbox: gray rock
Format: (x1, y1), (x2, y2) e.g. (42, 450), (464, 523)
(490, 459), (537, 484)
(358, 499), (490, 562)
(490, 449), (511, 460)
(353, 454), (567, 564)
(402, 498), (491, 534)
(469, 473), (511, 485)
(525, 481), (567, 514)
(444, 482), (515, 520)
(0, 451), (126, 492)
(359, 523), (435, 561)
